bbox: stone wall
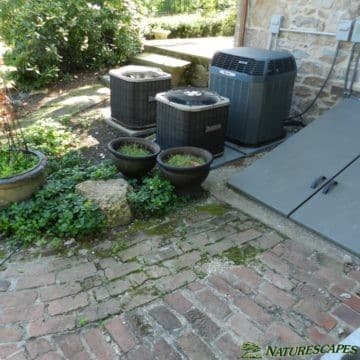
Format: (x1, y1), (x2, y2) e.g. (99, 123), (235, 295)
(241, 0), (360, 122)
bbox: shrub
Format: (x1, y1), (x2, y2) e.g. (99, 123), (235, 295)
(145, 9), (236, 39)
(127, 173), (179, 216)
(0, 0), (142, 89)
(0, 121), (118, 247)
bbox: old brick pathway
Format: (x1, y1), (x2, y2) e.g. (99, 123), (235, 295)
(0, 198), (359, 359)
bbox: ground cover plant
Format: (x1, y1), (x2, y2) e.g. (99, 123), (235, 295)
(0, 122), (118, 247)
(0, 150), (38, 177)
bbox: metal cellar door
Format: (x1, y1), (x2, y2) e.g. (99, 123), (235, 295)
(228, 98), (360, 216)
(291, 157), (360, 255)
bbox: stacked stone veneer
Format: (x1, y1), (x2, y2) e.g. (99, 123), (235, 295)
(242, 0), (360, 122)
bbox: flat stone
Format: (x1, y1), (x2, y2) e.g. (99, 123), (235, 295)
(177, 332), (216, 360)
(184, 308), (220, 341)
(76, 179), (132, 227)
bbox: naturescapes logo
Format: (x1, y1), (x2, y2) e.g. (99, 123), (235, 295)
(240, 342), (359, 359)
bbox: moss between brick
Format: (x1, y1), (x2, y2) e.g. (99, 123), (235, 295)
(195, 204), (229, 216)
(221, 245), (263, 265)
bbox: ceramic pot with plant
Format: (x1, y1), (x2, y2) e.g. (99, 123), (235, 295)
(152, 28), (171, 40)
(0, 87), (47, 208)
(157, 146), (213, 189)
(107, 137), (161, 178)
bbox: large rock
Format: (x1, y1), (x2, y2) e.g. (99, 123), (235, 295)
(76, 179), (132, 227)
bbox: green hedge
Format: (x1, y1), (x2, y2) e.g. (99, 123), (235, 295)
(0, 0), (142, 89)
(145, 9), (236, 39)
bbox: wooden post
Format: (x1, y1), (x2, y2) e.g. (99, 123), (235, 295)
(234, 0), (249, 47)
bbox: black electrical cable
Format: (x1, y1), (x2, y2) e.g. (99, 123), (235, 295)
(344, 43), (356, 96)
(284, 41), (341, 127)
(348, 44), (360, 97)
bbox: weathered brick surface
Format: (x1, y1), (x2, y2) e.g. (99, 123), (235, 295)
(0, 303), (44, 324)
(258, 283), (297, 309)
(228, 313), (266, 343)
(165, 292), (193, 314)
(153, 339), (182, 360)
(0, 326), (23, 343)
(29, 315), (76, 337)
(55, 333), (85, 358)
(294, 300), (338, 330)
(16, 273), (55, 290)
(105, 262), (141, 281)
(195, 288), (231, 320)
(267, 322), (305, 345)
(105, 317), (137, 353)
(149, 306), (181, 331)
(26, 338), (53, 359)
(233, 296), (271, 325)
(48, 293), (88, 316)
(83, 328), (116, 360)
(307, 327), (336, 344)
(40, 283), (82, 302)
(57, 263), (97, 282)
(158, 270), (196, 292)
(0, 344), (24, 359)
(184, 308), (220, 341)
(0, 290), (37, 309)
(332, 304), (360, 328)
(215, 334), (241, 360)
(107, 279), (131, 296)
(177, 332), (216, 360)
(0, 200), (358, 359)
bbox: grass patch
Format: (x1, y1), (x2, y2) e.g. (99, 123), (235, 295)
(166, 154), (205, 167)
(221, 245), (262, 265)
(118, 144), (151, 157)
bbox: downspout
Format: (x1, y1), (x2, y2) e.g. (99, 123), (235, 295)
(234, 0), (249, 47)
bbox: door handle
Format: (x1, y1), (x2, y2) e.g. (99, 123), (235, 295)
(322, 180), (338, 194)
(310, 176), (327, 189)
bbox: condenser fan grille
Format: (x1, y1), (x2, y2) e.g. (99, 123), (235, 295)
(211, 53), (265, 76)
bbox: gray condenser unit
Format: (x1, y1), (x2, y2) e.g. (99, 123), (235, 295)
(209, 47), (297, 145)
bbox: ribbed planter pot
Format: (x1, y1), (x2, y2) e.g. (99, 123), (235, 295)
(153, 29), (171, 40)
(0, 149), (47, 209)
(157, 147), (213, 190)
(107, 137), (161, 178)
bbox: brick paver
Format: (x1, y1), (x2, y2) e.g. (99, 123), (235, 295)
(0, 199), (359, 359)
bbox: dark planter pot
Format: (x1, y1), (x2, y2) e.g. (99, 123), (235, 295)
(107, 137), (161, 178)
(0, 149), (47, 209)
(157, 147), (213, 189)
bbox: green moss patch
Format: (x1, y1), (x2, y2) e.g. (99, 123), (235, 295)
(221, 245), (262, 265)
(195, 204), (229, 216)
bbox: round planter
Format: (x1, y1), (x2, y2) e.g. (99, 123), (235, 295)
(157, 146), (213, 189)
(0, 149), (47, 208)
(107, 137), (161, 178)
(153, 30), (171, 40)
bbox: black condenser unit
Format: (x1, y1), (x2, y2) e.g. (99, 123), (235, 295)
(110, 65), (171, 129)
(209, 47), (297, 145)
(155, 88), (229, 156)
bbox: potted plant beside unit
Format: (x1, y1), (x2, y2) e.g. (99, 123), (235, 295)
(107, 137), (161, 178)
(0, 86), (47, 208)
(157, 146), (213, 191)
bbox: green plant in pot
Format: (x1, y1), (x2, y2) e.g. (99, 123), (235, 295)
(107, 137), (161, 178)
(0, 85), (47, 208)
(157, 146), (213, 190)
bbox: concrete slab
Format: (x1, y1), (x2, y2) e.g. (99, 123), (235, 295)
(144, 37), (234, 61)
